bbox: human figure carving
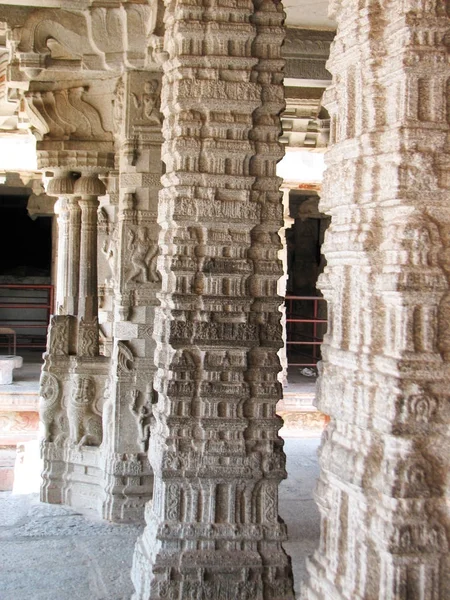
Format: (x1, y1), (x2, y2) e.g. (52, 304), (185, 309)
(129, 389), (152, 452)
(131, 80), (161, 125)
(67, 375), (102, 446)
(102, 224), (118, 285)
(112, 78), (125, 133)
(126, 227), (160, 283)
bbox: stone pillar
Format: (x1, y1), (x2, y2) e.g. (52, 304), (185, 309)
(74, 173), (105, 357)
(76, 174), (104, 321)
(98, 69), (163, 522)
(278, 187), (294, 387)
(303, 2), (450, 599)
(47, 172), (79, 316)
(131, 0), (294, 598)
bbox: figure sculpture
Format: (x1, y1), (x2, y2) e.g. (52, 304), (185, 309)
(67, 375), (102, 446)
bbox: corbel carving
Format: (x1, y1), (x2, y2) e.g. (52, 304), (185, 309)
(23, 86), (112, 141)
(12, 4), (157, 76)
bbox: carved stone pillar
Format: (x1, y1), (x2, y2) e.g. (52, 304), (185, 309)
(29, 82), (115, 513)
(76, 175), (104, 323)
(95, 68), (163, 523)
(131, 0), (294, 598)
(7, 3), (165, 523)
(278, 187), (294, 387)
(303, 3), (450, 599)
(75, 173), (105, 357)
(47, 172), (79, 316)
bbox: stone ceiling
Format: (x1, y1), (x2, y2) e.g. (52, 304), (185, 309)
(285, 0), (335, 30)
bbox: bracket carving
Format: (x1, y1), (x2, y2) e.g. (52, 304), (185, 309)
(23, 86), (112, 140)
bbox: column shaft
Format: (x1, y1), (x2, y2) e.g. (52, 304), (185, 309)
(54, 197), (70, 313)
(131, 0), (294, 598)
(48, 172), (77, 315)
(78, 196), (99, 323)
(303, 3), (450, 599)
(66, 198), (81, 316)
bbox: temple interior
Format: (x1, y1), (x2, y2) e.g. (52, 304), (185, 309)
(0, 0), (449, 599)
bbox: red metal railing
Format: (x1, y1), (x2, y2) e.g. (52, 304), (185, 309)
(285, 295), (327, 368)
(0, 284), (54, 350)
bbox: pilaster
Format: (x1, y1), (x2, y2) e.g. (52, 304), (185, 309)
(99, 69), (163, 522)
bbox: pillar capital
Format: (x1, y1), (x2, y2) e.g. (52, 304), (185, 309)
(74, 173), (107, 199)
(45, 171), (77, 198)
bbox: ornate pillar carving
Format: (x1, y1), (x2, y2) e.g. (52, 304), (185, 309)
(303, 2), (450, 599)
(131, 0), (294, 598)
(28, 81), (115, 511)
(96, 68), (163, 523)
(75, 173), (105, 357)
(4, 1), (165, 523)
(48, 172), (80, 316)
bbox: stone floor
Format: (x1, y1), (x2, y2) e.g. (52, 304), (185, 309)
(0, 436), (321, 600)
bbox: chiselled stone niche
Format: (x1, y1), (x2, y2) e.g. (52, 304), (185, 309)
(131, 0), (294, 598)
(303, 2), (450, 599)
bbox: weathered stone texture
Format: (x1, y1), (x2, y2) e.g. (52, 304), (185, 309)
(131, 0), (294, 598)
(302, 2), (450, 599)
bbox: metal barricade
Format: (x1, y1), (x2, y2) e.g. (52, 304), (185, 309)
(285, 295), (327, 368)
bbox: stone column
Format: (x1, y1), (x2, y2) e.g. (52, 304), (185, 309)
(131, 0), (294, 598)
(66, 198), (81, 316)
(47, 172), (79, 315)
(278, 187), (294, 387)
(74, 173), (105, 357)
(303, 2), (450, 599)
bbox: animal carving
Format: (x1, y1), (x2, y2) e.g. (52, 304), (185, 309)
(67, 375), (102, 446)
(39, 372), (64, 442)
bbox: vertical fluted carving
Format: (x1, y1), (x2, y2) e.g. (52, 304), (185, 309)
(303, 2), (450, 599)
(48, 172), (78, 315)
(66, 198), (81, 316)
(131, 0), (294, 598)
(74, 174), (105, 357)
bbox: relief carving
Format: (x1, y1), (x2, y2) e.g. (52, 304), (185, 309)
(77, 318), (99, 357)
(97, 207), (109, 235)
(117, 341), (134, 375)
(67, 375), (102, 447)
(46, 315), (70, 356)
(101, 377), (113, 451)
(131, 79), (162, 126)
(126, 227), (160, 284)
(39, 371), (64, 442)
(102, 223), (119, 286)
(112, 77), (125, 134)
(129, 388), (152, 452)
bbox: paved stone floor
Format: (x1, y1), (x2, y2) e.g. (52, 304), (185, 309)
(0, 437), (321, 600)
